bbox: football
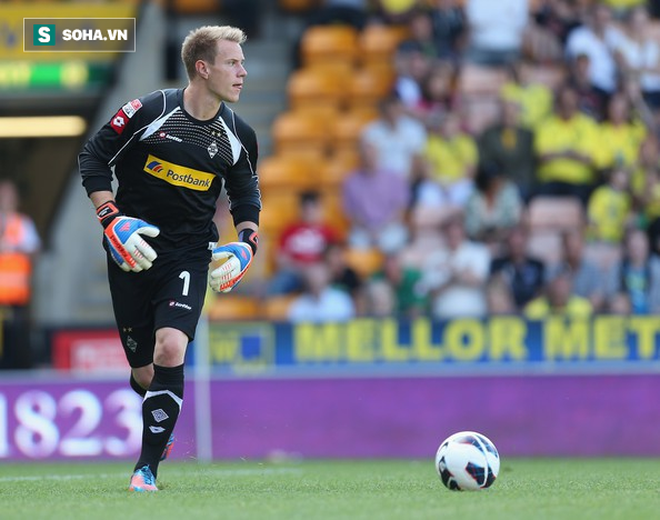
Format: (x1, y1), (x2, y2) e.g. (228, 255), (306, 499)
(434, 431), (500, 491)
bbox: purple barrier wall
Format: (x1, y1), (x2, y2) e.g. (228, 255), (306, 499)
(209, 374), (660, 458)
(0, 379), (197, 461)
(2, 374), (658, 460)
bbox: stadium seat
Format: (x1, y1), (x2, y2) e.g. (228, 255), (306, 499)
(344, 68), (395, 111)
(271, 112), (330, 157)
(206, 295), (260, 321)
(457, 64), (508, 96)
(329, 108), (378, 156)
(584, 242), (622, 275)
(287, 68), (345, 112)
(460, 97), (501, 135)
(258, 154), (319, 191)
(261, 295), (297, 321)
(259, 191), (303, 235)
(343, 247), (385, 278)
(319, 150), (361, 187)
(358, 24), (409, 67)
(520, 63), (566, 90)
(320, 189), (350, 236)
(527, 196), (585, 232)
(300, 25), (359, 68)
(527, 230), (563, 265)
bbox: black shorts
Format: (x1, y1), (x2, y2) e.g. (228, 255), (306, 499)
(107, 245), (211, 368)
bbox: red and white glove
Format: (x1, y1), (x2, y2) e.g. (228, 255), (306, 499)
(209, 229), (258, 293)
(97, 201), (160, 273)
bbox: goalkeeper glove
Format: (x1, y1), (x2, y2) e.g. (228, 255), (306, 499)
(97, 201), (160, 273)
(209, 229), (258, 293)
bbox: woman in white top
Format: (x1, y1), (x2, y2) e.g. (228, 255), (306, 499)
(615, 5), (660, 110)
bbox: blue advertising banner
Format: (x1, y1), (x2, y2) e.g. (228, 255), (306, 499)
(207, 316), (660, 376)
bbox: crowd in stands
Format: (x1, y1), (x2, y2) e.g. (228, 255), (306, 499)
(223, 0), (660, 323)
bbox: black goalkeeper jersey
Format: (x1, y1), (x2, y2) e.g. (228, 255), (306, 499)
(79, 88), (261, 251)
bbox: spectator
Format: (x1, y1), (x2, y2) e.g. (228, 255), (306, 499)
(393, 47), (432, 111)
(397, 9), (443, 59)
(566, 53), (609, 120)
(598, 92), (647, 170)
(605, 227), (660, 314)
(490, 224), (545, 311)
(533, 0), (582, 47)
(288, 262), (356, 323)
(412, 61), (457, 125)
(587, 166), (633, 244)
(500, 60), (553, 129)
(614, 5), (660, 113)
(464, 161), (523, 249)
(428, 0), (466, 61)
(602, 0), (647, 19)
(342, 140), (410, 254)
(464, 0), (530, 66)
(548, 228), (608, 312)
(419, 212), (491, 319)
(534, 85), (602, 205)
(0, 180), (40, 369)
(323, 242), (366, 313)
(477, 98), (537, 200)
(565, 3), (624, 96)
(422, 111), (478, 207)
(267, 190), (340, 295)
(361, 95), (427, 180)
(369, 252), (428, 318)
(524, 267), (593, 318)
(373, 0), (422, 24)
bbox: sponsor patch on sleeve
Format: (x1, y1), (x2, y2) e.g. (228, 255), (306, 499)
(121, 99), (142, 119)
(110, 109), (127, 134)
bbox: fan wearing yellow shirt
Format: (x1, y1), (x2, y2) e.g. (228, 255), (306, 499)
(534, 85), (602, 205)
(422, 112), (478, 206)
(587, 166), (633, 243)
(500, 62), (553, 129)
(524, 268), (593, 319)
(598, 93), (647, 169)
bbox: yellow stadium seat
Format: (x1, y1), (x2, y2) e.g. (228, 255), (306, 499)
(319, 150), (361, 187)
(344, 68), (395, 111)
(358, 24), (409, 66)
(301, 25), (359, 67)
(343, 247), (385, 278)
(328, 108), (378, 156)
(271, 112), (330, 157)
(259, 191), (302, 235)
(261, 295), (297, 321)
(287, 68), (345, 111)
(259, 154), (318, 191)
(206, 295), (260, 321)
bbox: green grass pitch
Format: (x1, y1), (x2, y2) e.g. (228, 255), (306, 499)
(1, 458), (659, 520)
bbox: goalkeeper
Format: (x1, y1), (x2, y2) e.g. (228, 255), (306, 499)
(78, 25), (260, 492)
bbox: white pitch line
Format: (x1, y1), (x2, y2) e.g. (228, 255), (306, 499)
(0, 467), (302, 483)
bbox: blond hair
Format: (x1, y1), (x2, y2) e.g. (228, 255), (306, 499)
(181, 25), (247, 80)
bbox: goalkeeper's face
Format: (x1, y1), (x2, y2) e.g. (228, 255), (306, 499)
(206, 40), (247, 103)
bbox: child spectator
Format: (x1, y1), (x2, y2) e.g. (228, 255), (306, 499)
(587, 166), (633, 244)
(267, 190), (340, 295)
(524, 267), (593, 318)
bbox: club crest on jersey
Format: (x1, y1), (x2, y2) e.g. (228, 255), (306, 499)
(208, 141), (218, 158)
(143, 154), (215, 191)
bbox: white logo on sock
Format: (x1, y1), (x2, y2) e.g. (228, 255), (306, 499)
(152, 409), (169, 423)
(149, 426), (166, 434)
